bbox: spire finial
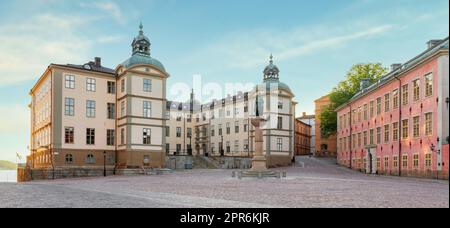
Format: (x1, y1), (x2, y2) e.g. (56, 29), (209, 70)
(269, 54), (273, 64)
(139, 22), (144, 35)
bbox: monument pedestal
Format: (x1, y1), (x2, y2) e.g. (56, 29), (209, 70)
(236, 117), (286, 179)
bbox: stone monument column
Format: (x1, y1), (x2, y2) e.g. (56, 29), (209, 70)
(250, 117), (268, 171)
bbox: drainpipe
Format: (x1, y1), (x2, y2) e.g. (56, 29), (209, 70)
(114, 74), (118, 175)
(394, 75), (402, 177)
(347, 103), (353, 169)
(50, 67), (55, 180)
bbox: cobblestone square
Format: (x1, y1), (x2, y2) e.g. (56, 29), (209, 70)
(1, 158), (448, 208)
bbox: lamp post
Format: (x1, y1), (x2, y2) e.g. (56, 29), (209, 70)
(221, 135), (224, 157)
(103, 151), (106, 177)
(187, 133), (192, 156)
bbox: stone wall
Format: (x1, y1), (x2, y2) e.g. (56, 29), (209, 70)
(217, 157), (252, 169)
(165, 156), (193, 170)
(17, 167), (115, 182)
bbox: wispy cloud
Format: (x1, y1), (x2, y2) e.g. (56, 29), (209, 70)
(0, 14), (94, 86)
(90, 1), (126, 25)
(187, 23), (395, 71)
(97, 35), (125, 44)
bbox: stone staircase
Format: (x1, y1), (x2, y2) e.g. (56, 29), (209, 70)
(192, 156), (221, 169)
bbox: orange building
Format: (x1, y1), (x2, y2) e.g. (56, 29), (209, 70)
(315, 95), (337, 157)
(294, 119), (312, 155)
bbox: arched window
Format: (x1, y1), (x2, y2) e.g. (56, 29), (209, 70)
(65, 154), (73, 164)
(86, 154), (95, 164)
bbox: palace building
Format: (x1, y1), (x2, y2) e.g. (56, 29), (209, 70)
(27, 24), (297, 177)
(165, 54), (297, 167)
(336, 38), (449, 179)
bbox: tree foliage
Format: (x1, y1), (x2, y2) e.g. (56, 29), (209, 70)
(319, 63), (387, 138)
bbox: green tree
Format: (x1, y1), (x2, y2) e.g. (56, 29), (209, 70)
(320, 63), (387, 138)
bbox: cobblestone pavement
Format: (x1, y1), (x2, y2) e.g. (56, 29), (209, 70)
(0, 157), (448, 208)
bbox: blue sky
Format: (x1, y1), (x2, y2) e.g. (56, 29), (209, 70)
(0, 0), (448, 162)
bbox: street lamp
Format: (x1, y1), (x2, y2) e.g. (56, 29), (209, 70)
(103, 151), (106, 177)
(220, 135), (224, 157)
(187, 133), (192, 156)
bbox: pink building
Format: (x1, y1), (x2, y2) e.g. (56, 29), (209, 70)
(336, 38), (449, 180)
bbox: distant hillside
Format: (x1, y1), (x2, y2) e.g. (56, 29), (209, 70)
(0, 160), (17, 170)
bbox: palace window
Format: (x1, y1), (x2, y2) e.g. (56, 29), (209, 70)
(363, 104), (368, 120)
(218, 124), (223, 136)
(143, 78), (152, 92)
(234, 140), (239, 153)
(121, 79), (125, 93)
(107, 81), (116, 94)
(165, 126), (170, 137)
(120, 128), (125, 145)
(357, 133), (361, 147)
(176, 127), (181, 138)
(384, 93), (390, 112)
(413, 116), (420, 138)
(402, 155), (408, 168)
(166, 144), (170, 154)
(86, 78), (96, 92)
(210, 127), (215, 137)
(107, 129), (115, 146)
(402, 119), (409, 139)
(425, 113), (433, 136)
(65, 127), (74, 144)
(86, 100), (96, 118)
(277, 138), (283, 151)
(278, 100), (283, 109)
(363, 131), (368, 146)
(376, 127), (381, 144)
(369, 100), (374, 117)
(65, 154), (73, 164)
(143, 128), (151, 145)
(393, 89), (399, 109)
(143, 101), (152, 118)
(369, 129), (374, 145)
(226, 123), (230, 134)
(107, 103), (116, 119)
(120, 101), (125, 117)
(413, 154), (419, 168)
(384, 125), (390, 143)
(425, 73), (433, 97)
(425, 154), (432, 168)
(226, 142), (230, 153)
(413, 79), (420, 101)
(384, 157), (389, 170)
(235, 121), (239, 133)
(393, 156), (398, 168)
(393, 122), (399, 141)
(376, 97), (382, 115)
(277, 117), (283, 130)
(65, 98), (75, 116)
(402, 84), (409, 105)
(358, 107), (362, 122)
(86, 128), (95, 145)
(86, 154), (95, 164)
(176, 144), (181, 153)
(65, 75), (75, 89)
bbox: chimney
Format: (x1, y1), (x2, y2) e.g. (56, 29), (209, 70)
(94, 57), (101, 67)
(360, 78), (371, 91)
(427, 40), (443, 49)
(302, 112), (306, 117)
(391, 63), (402, 72)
